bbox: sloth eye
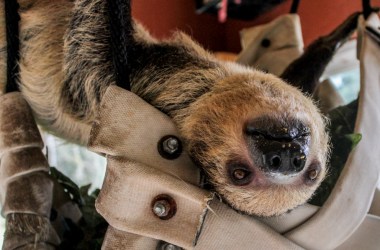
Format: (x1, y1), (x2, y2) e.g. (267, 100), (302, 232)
(229, 167), (253, 186)
(228, 162), (253, 186)
(233, 169), (249, 180)
(307, 168), (319, 181)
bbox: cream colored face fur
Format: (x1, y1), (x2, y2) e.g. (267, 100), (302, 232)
(0, 0), (329, 217)
(182, 72), (329, 216)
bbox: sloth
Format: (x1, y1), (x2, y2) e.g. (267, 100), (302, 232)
(0, 0), (329, 217)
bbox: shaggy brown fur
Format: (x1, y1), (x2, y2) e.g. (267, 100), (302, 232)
(0, 0), (329, 217)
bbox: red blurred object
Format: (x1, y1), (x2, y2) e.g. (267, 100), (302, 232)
(218, 0), (228, 22)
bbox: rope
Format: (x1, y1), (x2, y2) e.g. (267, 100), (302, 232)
(106, 0), (132, 91)
(4, 0), (20, 93)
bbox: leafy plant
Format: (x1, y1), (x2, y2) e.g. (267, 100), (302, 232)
(309, 99), (361, 206)
(50, 167), (107, 249)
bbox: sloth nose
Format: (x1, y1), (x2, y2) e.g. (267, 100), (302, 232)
(261, 141), (306, 174)
(245, 118), (310, 175)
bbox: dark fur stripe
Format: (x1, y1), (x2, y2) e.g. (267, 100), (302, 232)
(5, 0), (20, 93)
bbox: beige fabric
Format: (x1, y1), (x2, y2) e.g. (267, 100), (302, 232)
(313, 79), (345, 114)
(336, 214), (380, 250)
(89, 86), (211, 249)
(0, 93), (44, 154)
(259, 204), (319, 234)
(237, 14), (303, 76)
(285, 14), (380, 249)
(88, 86), (200, 185)
(369, 188), (380, 216)
(3, 172), (52, 216)
(0, 92), (52, 217)
(195, 199), (303, 250)
(95, 158), (212, 249)
(102, 226), (158, 250)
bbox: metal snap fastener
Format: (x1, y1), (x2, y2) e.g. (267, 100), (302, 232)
(152, 194), (177, 220)
(157, 135), (182, 160)
(156, 241), (183, 250)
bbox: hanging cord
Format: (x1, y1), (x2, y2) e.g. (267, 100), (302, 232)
(362, 0), (379, 19)
(290, 0), (300, 14)
(106, 0), (132, 91)
(363, 0), (372, 18)
(4, 0), (20, 93)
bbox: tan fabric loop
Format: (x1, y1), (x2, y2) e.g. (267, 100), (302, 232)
(0, 92), (52, 218)
(0, 92), (44, 155)
(237, 14), (303, 75)
(102, 226), (159, 250)
(96, 158), (212, 249)
(0, 147), (49, 185)
(88, 85), (200, 185)
(2, 171), (53, 217)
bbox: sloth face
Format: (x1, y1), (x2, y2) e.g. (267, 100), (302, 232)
(180, 71), (329, 217)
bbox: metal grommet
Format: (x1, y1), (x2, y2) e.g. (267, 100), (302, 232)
(261, 38), (271, 48)
(156, 241), (182, 250)
(152, 194), (177, 220)
(157, 135), (182, 160)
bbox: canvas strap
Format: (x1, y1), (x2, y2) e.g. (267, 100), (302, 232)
(0, 92), (53, 217)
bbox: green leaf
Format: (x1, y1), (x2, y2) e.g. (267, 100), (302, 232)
(344, 133), (362, 149)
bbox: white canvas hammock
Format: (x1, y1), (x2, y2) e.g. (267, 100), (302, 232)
(87, 14), (380, 249)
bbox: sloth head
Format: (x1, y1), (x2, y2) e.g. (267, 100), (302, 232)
(179, 70), (330, 217)
(130, 28), (330, 217)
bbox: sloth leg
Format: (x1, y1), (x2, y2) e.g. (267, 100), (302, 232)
(281, 12), (360, 95)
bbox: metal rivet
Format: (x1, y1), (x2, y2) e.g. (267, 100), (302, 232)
(152, 194), (177, 220)
(153, 200), (170, 217)
(163, 243), (181, 250)
(157, 241), (182, 250)
(157, 135), (182, 160)
(163, 137), (179, 154)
